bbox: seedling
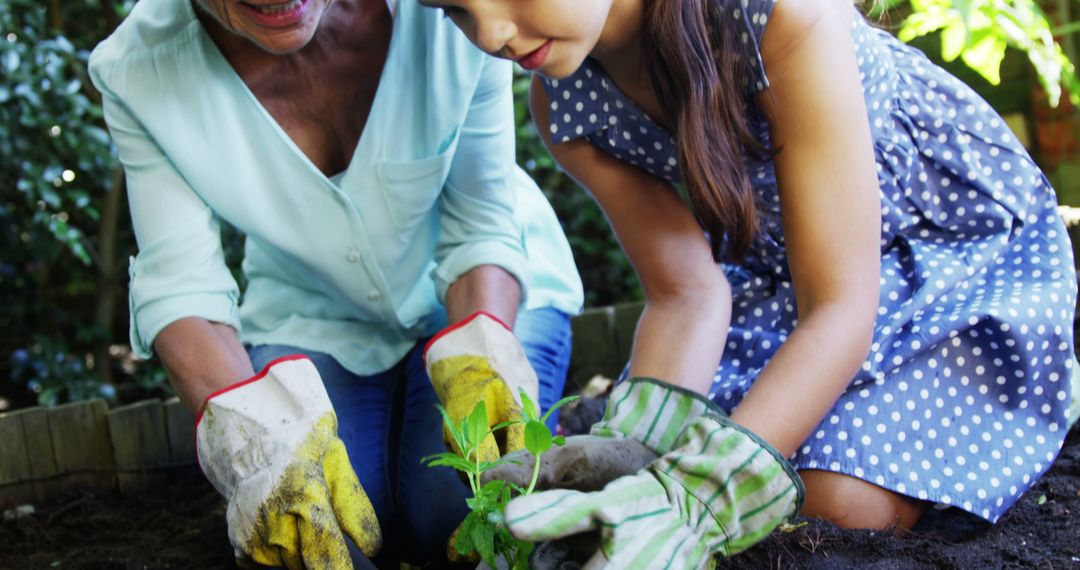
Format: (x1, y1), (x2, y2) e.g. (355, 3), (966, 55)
(422, 390), (578, 569)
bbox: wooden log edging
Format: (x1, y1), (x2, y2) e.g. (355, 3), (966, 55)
(0, 396), (196, 508)
(0, 301), (647, 508)
(566, 301), (643, 393)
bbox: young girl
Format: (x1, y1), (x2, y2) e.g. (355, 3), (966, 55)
(425, 0), (1079, 563)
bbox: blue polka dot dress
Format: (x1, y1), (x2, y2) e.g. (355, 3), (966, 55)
(542, 1), (1078, 522)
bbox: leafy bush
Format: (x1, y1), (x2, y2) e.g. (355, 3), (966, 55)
(0, 0), (160, 408)
(879, 0), (1080, 107)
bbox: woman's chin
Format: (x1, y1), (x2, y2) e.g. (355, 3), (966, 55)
(249, 26), (319, 54)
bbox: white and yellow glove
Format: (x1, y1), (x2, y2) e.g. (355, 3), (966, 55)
(424, 312), (540, 463)
(196, 355), (381, 569)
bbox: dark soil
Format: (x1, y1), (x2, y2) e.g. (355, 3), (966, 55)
(0, 469), (232, 570)
(1, 425), (1077, 569)
(718, 423), (1080, 570)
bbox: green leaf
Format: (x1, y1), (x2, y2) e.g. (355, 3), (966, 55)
(540, 394), (580, 425)
(464, 511), (497, 568)
(475, 479), (507, 504)
(898, 10), (953, 42)
(435, 404), (469, 456)
(960, 32), (1007, 85)
(3, 51), (19, 73)
(467, 401), (490, 454)
(518, 387), (539, 422)
(940, 22), (967, 61)
(524, 420), (553, 456)
(511, 541), (535, 570)
(490, 419), (522, 434)
(453, 511), (482, 557)
(420, 452), (476, 473)
(553, 435), (566, 446)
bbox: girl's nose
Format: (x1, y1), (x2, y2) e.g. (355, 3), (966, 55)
(474, 17), (515, 56)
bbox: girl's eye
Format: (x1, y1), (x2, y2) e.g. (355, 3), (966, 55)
(441, 6), (466, 19)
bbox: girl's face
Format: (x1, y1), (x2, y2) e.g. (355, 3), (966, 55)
(194, 0), (338, 54)
(420, 0), (616, 79)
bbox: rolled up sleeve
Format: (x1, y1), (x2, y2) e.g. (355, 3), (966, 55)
(95, 72), (240, 358)
(431, 56), (529, 303)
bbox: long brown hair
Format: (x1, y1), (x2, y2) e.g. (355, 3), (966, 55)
(642, 0), (770, 263)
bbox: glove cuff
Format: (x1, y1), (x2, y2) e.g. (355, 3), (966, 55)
(195, 354), (313, 428)
(423, 311), (538, 404)
(660, 413), (805, 557)
(195, 355), (334, 497)
(423, 311), (512, 358)
(591, 377), (725, 455)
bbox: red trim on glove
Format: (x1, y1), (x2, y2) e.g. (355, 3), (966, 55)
(422, 311), (513, 361)
(194, 354), (312, 428)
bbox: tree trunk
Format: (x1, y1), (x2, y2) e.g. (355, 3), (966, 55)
(93, 164), (125, 385)
(47, 0), (62, 31)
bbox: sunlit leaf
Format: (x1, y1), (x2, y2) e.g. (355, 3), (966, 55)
(961, 33), (1008, 85)
(940, 23), (967, 61)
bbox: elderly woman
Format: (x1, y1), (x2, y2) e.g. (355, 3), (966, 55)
(88, 0), (583, 567)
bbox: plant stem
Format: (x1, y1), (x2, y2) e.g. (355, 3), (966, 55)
(466, 447), (480, 496)
(1054, 21), (1080, 37)
(525, 451), (543, 495)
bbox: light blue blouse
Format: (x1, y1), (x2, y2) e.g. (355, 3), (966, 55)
(88, 0), (583, 375)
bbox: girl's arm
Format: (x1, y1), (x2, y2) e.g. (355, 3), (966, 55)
(530, 76), (732, 396)
(732, 0), (882, 457)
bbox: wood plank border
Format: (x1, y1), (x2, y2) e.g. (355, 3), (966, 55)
(0, 303), (648, 506)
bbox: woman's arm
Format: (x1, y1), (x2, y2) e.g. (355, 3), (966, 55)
(434, 55), (530, 322)
(732, 0), (882, 457)
(155, 319), (254, 414)
(90, 63), (250, 414)
(530, 76), (732, 396)
(444, 265), (522, 327)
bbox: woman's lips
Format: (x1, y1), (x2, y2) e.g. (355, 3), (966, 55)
(516, 40), (552, 71)
(239, 0), (311, 28)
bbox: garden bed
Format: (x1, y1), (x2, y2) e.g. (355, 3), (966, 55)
(1, 423), (1076, 569)
(2, 303), (1077, 568)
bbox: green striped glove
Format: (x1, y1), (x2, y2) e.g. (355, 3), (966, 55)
(589, 377), (718, 455)
(480, 378), (713, 494)
(504, 378), (804, 568)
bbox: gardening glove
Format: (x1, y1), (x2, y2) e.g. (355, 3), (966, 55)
(502, 378), (805, 568)
(196, 355), (381, 569)
(479, 376), (713, 494)
(424, 312), (539, 463)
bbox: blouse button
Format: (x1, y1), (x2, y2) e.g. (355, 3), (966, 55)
(346, 249), (361, 263)
(367, 290), (381, 301)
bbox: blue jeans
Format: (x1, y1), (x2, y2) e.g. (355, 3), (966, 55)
(246, 308), (572, 565)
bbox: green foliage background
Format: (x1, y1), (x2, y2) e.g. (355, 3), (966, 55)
(1, 0), (1076, 409)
